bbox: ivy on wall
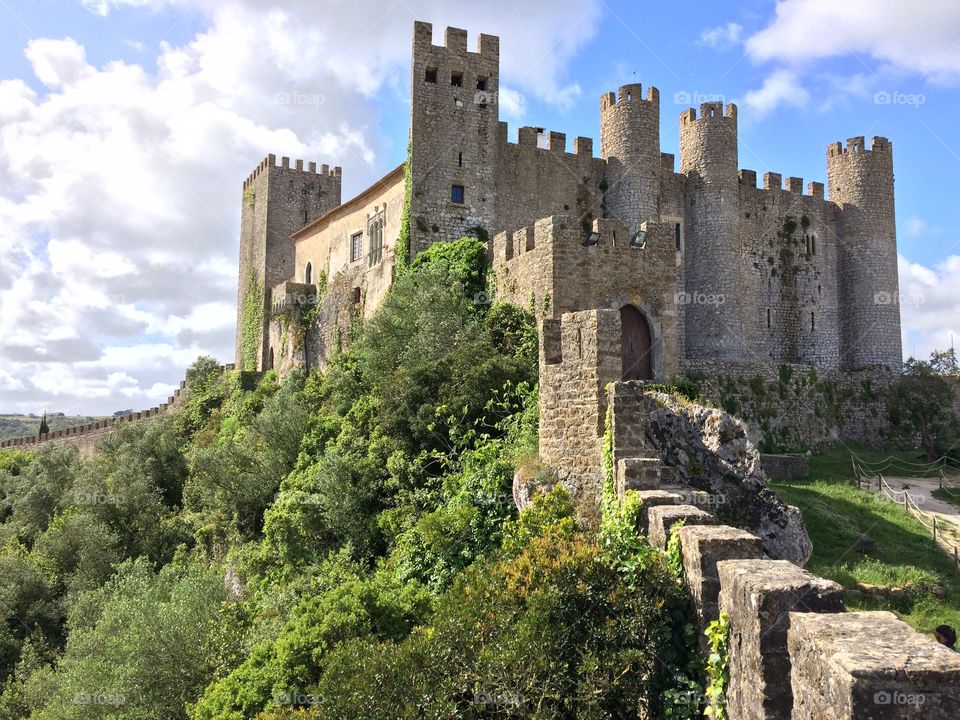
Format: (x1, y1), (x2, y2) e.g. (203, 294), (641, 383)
(395, 138), (413, 275)
(240, 271), (264, 371)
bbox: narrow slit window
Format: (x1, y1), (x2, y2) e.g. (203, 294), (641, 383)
(458, 152), (463, 167)
(674, 223), (682, 251)
(451, 184), (465, 204)
(810, 312), (816, 331)
(304, 261), (312, 285)
(425, 68), (438, 83)
(353, 287), (362, 305)
(766, 308), (772, 329)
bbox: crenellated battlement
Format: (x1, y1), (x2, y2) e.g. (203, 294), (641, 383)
(739, 169), (827, 201)
(827, 135), (892, 158)
(600, 83), (659, 112)
(499, 122), (595, 158)
(243, 154), (342, 190)
(680, 101), (738, 125)
(413, 21), (500, 60)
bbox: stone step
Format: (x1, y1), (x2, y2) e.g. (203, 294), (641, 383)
(647, 504), (716, 551)
(635, 490), (684, 534)
(616, 456), (672, 495)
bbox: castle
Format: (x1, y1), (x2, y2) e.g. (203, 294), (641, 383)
(236, 21), (902, 386)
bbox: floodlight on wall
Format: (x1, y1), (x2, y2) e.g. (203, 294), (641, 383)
(582, 231), (601, 246)
(629, 230), (647, 248)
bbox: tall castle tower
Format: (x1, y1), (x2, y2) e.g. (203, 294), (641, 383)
(235, 155), (341, 370)
(679, 102), (743, 360)
(827, 136), (902, 369)
(408, 22), (500, 258)
(600, 84), (661, 235)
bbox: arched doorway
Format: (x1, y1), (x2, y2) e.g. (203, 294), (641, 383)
(620, 305), (653, 380)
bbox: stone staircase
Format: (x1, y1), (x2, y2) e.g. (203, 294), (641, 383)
(613, 450), (960, 718)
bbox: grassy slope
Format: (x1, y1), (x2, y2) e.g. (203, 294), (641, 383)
(769, 444), (960, 633)
(0, 415), (105, 442)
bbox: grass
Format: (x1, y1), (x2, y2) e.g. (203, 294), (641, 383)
(769, 443), (960, 633)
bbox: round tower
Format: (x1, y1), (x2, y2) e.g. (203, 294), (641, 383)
(678, 102), (742, 361)
(599, 84), (660, 234)
(827, 136), (902, 370)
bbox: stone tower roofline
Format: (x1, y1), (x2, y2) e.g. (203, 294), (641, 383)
(827, 135), (892, 158)
(413, 21), (500, 60)
(243, 154), (342, 190)
(600, 83), (660, 111)
(497, 121), (595, 156)
(680, 101), (738, 125)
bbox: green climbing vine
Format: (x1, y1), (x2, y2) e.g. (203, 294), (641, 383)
(666, 520), (686, 580)
(240, 270), (264, 371)
(704, 611), (731, 720)
(396, 137), (413, 275)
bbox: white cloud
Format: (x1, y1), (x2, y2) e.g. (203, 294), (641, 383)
(743, 69), (810, 117)
(699, 22), (743, 50)
(0, 0), (602, 416)
(902, 216), (928, 238)
(899, 253), (960, 361)
(746, 0), (960, 82)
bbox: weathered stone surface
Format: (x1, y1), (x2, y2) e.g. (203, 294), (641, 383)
(616, 456), (664, 495)
(718, 559), (844, 720)
(642, 391), (813, 565)
(761, 453), (810, 479)
(635, 490), (683, 534)
(647, 504), (715, 551)
(789, 610), (960, 719)
(679, 524), (764, 634)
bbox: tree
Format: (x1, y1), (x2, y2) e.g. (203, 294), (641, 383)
(888, 348), (960, 460)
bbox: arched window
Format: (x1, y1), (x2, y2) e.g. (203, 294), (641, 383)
(304, 261), (313, 285)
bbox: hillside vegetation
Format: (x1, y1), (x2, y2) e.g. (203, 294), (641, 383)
(0, 415), (106, 442)
(0, 239), (704, 720)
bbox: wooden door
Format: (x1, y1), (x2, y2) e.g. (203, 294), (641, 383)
(621, 305), (652, 380)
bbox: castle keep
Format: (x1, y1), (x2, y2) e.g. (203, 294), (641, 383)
(236, 21), (902, 385)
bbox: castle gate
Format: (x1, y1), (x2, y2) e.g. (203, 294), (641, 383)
(620, 305), (653, 380)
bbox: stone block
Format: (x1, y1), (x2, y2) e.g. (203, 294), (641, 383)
(647, 504), (715, 551)
(789, 611), (960, 719)
(635, 490), (683, 534)
(718, 559), (844, 720)
(616, 457), (664, 496)
(679, 524), (763, 633)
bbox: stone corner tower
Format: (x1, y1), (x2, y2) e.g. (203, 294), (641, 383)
(408, 21), (501, 259)
(599, 83), (661, 235)
(679, 101), (742, 361)
(827, 136), (902, 370)
(235, 154), (342, 371)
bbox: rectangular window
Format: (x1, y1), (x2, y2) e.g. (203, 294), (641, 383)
(451, 184), (465, 204)
(476, 77), (488, 91)
(425, 68), (438, 83)
(350, 232), (363, 262)
(353, 287), (362, 305)
(451, 72), (463, 87)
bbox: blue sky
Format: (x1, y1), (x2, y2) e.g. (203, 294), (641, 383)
(0, 0), (958, 414)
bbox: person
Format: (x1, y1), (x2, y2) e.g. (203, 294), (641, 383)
(934, 624), (957, 651)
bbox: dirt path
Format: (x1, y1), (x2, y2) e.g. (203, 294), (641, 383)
(884, 476), (960, 542)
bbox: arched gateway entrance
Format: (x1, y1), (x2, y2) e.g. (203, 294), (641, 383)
(620, 305), (653, 380)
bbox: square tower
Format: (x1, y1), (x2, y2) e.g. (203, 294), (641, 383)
(408, 22), (501, 258)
